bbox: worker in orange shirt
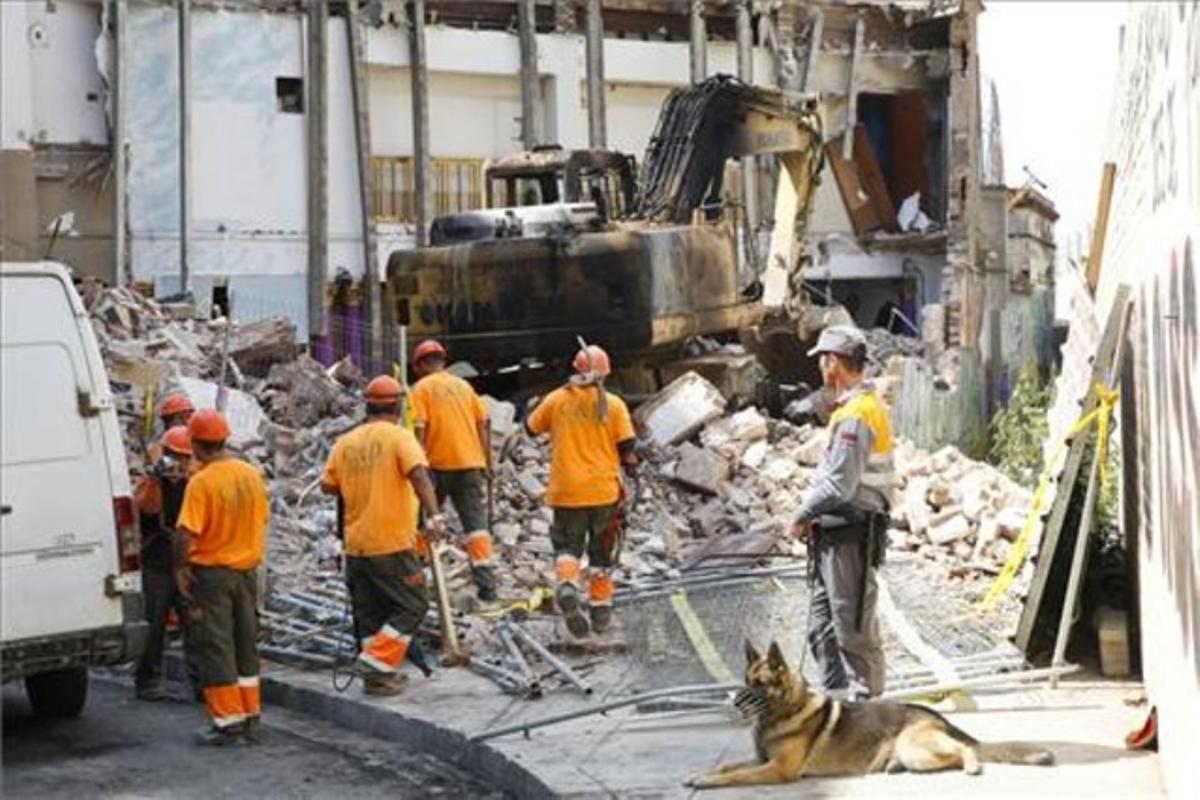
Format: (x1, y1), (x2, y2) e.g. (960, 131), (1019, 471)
(174, 409), (270, 746)
(525, 345), (637, 637)
(321, 376), (448, 697)
(409, 339), (497, 603)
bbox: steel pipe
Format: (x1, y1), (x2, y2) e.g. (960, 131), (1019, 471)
(469, 682), (740, 742)
(506, 621), (593, 696)
(499, 625), (542, 698)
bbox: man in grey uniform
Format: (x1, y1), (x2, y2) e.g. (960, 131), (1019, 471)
(793, 325), (894, 698)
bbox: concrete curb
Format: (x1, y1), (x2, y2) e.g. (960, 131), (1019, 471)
(260, 674), (557, 800)
(163, 651), (554, 797)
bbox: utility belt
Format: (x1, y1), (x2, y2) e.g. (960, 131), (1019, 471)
(812, 509), (889, 568)
(810, 509), (888, 633)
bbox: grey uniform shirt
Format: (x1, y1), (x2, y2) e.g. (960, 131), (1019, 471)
(794, 390), (890, 523)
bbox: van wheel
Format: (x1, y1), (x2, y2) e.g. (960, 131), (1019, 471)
(25, 667), (88, 717)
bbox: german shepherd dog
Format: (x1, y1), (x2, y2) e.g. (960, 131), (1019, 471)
(685, 641), (1053, 789)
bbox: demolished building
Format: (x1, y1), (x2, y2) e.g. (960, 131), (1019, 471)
(2, 3), (1053, 415)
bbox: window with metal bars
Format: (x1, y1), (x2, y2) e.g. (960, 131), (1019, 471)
(372, 157), (485, 222)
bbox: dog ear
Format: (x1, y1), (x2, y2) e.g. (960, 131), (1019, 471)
(744, 639), (761, 664)
(767, 641), (787, 670)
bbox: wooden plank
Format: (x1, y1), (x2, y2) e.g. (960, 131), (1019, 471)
(1014, 284), (1131, 657)
(825, 124), (897, 236)
(1085, 162), (1116, 294)
(853, 124), (897, 230)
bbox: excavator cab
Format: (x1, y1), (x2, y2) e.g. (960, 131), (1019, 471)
(484, 147), (637, 219)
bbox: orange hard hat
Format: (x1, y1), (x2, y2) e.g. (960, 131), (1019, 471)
(573, 344), (612, 378)
(159, 392), (195, 420)
(161, 425), (192, 457)
(412, 339), (447, 364)
(188, 409), (231, 444)
(364, 375), (404, 404)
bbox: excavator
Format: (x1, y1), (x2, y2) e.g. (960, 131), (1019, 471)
(384, 76), (824, 377)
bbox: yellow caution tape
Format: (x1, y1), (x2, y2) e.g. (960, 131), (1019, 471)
(670, 588), (735, 683)
(476, 587), (553, 620)
(977, 382), (1120, 612)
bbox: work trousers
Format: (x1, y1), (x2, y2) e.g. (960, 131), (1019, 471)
(551, 504), (621, 607)
(346, 550), (429, 673)
(191, 566), (261, 728)
(135, 565), (200, 694)
(807, 528), (885, 698)
(432, 468), (495, 596)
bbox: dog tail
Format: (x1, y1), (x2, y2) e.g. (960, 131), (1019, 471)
(933, 714), (1054, 766)
(976, 742), (1055, 766)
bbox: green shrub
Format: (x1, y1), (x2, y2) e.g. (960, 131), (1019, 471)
(989, 373), (1052, 488)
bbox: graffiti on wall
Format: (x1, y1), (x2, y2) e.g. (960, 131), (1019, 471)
(1136, 237), (1200, 685)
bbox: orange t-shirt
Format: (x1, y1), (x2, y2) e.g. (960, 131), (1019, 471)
(526, 385), (635, 507)
(176, 459), (269, 571)
(410, 370), (488, 471)
(321, 420), (429, 557)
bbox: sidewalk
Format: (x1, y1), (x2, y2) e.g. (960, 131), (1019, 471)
(262, 658), (1163, 798)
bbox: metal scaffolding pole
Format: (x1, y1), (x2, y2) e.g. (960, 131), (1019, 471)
(111, 0), (128, 285)
(735, 0), (757, 250)
(584, 0), (606, 149)
(178, 0), (192, 293)
(410, 0), (432, 246)
(345, 0), (381, 371)
(689, 1), (707, 85)
(307, 0), (329, 345)
(518, 0), (540, 150)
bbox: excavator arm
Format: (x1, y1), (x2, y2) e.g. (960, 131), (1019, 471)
(635, 76), (824, 313)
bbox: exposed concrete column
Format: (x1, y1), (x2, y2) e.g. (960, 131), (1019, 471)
(735, 0), (757, 242)
(178, 0), (192, 293)
(689, 1), (707, 85)
(345, 0), (381, 371)
(943, 3), (983, 351)
(584, 0), (606, 149)
(409, 0), (432, 245)
(111, 0), (128, 285)
(842, 17), (863, 160)
(518, 0), (540, 150)
(307, 0), (328, 344)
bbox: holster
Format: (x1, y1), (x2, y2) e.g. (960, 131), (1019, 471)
(814, 509), (888, 632)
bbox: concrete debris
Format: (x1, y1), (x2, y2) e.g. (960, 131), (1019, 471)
(658, 351), (765, 405)
(699, 406), (768, 454)
(673, 443), (731, 495)
(89, 285), (1034, 678)
(177, 377), (267, 448)
(634, 371), (726, 446)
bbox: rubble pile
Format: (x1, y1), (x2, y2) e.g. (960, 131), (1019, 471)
(87, 288), (1032, 670)
(87, 287), (362, 591)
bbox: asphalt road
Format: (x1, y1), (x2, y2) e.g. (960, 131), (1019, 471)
(2, 676), (502, 799)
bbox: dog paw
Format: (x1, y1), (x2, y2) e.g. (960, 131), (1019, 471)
(683, 774), (711, 789)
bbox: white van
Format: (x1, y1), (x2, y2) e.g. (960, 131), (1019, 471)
(1, 262), (147, 716)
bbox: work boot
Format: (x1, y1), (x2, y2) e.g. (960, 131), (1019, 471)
(556, 584), (590, 638)
(472, 565), (498, 603)
(242, 715), (262, 744)
(363, 673), (408, 698)
(194, 723), (247, 747)
(589, 605), (613, 635)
